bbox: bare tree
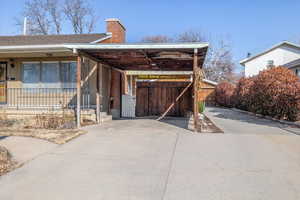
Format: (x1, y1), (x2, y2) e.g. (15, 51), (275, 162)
(46, 0), (62, 34)
(204, 40), (235, 82)
(141, 31), (236, 83)
(176, 30), (206, 42)
(21, 0), (52, 35)
(17, 0), (97, 35)
(63, 0), (96, 34)
(141, 35), (173, 43)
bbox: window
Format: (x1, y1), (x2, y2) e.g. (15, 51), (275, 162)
(23, 62), (40, 87)
(127, 75), (132, 95)
(22, 61), (77, 88)
(296, 69), (300, 77)
(41, 62), (60, 88)
(61, 62), (77, 88)
(266, 60), (274, 69)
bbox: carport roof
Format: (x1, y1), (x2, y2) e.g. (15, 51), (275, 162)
(68, 42), (209, 71)
(0, 42), (209, 71)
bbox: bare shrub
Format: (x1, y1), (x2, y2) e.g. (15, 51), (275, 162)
(34, 114), (65, 129)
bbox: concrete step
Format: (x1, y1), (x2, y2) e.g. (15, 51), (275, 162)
(100, 113), (112, 123)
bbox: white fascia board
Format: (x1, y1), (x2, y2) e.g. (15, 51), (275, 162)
(65, 42), (209, 50)
(125, 71), (193, 75)
(240, 41), (300, 65)
(283, 58), (300, 68)
(0, 44), (70, 53)
(203, 79), (217, 86)
(0, 42), (209, 54)
(0, 44), (66, 50)
(90, 33), (112, 44)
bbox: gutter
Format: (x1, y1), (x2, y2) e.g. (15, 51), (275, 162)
(0, 42), (209, 54)
(64, 42), (209, 50)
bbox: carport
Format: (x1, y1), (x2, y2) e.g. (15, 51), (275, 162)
(67, 43), (209, 130)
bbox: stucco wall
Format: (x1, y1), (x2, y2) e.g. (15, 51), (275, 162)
(244, 44), (300, 77)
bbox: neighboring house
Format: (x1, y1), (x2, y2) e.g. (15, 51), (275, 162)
(0, 18), (209, 127)
(240, 41), (300, 77)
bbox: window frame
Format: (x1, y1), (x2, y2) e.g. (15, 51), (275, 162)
(60, 61), (77, 88)
(40, 61), (61, 88)
(22, 61), (77, 89)
(22, 62), (41, 88)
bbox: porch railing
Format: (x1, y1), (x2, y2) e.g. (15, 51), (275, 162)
(2, 88), (92, 109)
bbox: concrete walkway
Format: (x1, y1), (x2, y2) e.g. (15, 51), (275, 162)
(0, 119), (300, 199)
(0, 136), (57, 163)
(205, 106), (300, 135)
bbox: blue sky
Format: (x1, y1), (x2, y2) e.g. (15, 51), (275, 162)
(1, 0), (300, 71)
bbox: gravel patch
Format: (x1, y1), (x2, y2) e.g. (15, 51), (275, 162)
(0, 146), (16, 176)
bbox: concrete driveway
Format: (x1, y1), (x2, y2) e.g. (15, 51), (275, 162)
(0, 117), (300, 200)
(205, 106), (300, 135)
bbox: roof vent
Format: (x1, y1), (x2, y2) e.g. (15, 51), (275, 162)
(23, 17), (28, 35)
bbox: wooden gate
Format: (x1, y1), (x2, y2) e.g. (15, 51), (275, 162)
(136, 82), (192, 117)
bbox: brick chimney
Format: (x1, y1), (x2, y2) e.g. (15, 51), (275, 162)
(105, 18), (126, 43)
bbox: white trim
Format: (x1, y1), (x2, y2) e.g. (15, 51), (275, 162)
(41, 61), (60, 64)
(240, 41), (300, 65)
(60, 60), (76, 63)
(0, 42), (209, 54)
(66, 42), (209, 50)
(0, 44), (66, 50)
(90, 33), (112, 44)
(22, 61), (40, 64)
(283, 58), (300, 69)
(125, 71), (193, 75)
(203, 79), (217, 86)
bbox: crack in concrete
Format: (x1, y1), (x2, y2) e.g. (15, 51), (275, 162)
(161, 132), (180, 200)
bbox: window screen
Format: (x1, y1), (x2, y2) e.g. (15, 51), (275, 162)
(61, 62), (77, 88)
(23, 63), (40, 84)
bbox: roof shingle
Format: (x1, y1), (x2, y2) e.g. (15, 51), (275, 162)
(0, 33), (107, 46)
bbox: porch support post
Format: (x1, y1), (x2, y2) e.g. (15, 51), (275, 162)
(96, 62), (102, 124)
(76, 56), (82, 128)
(193, 48), (199, 132)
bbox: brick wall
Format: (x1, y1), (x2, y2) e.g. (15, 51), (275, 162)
(104, 18), (126, 43)
(102, 18), (126, 118)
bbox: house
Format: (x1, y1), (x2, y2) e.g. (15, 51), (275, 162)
(0, 18), (209, 128)
(240, 41), (300, 77)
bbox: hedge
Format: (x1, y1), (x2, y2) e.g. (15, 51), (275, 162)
(215, 67), (300, 121)
(215, 81), (236, 107)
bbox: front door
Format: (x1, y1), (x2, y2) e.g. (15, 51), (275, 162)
(0, 62), (7, 104)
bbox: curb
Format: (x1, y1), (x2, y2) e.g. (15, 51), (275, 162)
(231, 108), (300, 128)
